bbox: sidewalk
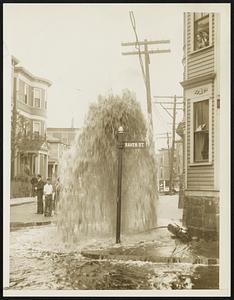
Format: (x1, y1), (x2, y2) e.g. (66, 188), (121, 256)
(10, 197), (36, 206)
(10, 199), (56, 230)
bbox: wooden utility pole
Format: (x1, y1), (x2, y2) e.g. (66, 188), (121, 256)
(144, 40), (152, 123)
(121, 39), (170, 142)
(153, 95), (183, 194)
(169, 95), (177, 194)
(166, 132), (171, 191)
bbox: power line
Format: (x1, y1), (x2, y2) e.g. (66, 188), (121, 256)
(155, 136), (172, 139)
(122, 11), (171, 140)
(169, 95), (177, 194)
(153, 105), (171, 132)
(129, 11), (146, 86)
(155, 133), (172, 136)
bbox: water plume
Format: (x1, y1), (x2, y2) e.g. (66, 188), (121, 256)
(57, 90), (158, 243)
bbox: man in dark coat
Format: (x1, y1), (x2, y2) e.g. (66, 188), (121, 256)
(35, 174), (44, 214)
(31, 175), (38, 197)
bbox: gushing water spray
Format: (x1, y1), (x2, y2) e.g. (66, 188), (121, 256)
(57, 90), (158, 243)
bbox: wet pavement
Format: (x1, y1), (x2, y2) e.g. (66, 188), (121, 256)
(8, 222), (219, 290)
(8, 195), (219, 290)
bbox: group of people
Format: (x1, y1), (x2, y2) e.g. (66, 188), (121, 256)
(31, 175), (61, 217)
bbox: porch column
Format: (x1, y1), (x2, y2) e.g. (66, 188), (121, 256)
(45, 154), (48, 178)
(52, 163), (55, 181)
(37, 153), (41, 174)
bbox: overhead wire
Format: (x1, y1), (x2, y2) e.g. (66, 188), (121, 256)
(154, 104), (172, 133)
(129, 11), (147, 87)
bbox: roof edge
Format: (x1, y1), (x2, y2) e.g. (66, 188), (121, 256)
(14, 66), (52, 87)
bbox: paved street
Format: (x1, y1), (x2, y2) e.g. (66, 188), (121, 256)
(8, 193), (219, 290)
(10, 194), (181, 228)
(157, 194), (183, 226)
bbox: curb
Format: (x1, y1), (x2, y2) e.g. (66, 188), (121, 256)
(10, 201), (36, 207)
(10, 220), (55, 230)
(80, 251), (219, 266)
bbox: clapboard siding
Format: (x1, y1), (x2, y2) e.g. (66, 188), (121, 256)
(17, 101), (47, 118)
(188, 67), (214, 78)
(187, 166), (214, 190)
(188, 52), (214, 78)
(189, 50), (214, 62)
(186, 88), (215, 190)
(186, 92), (215, 190)
(186, 101), (191, 162)
(188, 58), (214, 70)
(186, 13), (215, 80)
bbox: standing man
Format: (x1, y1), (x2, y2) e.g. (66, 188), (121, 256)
(43, 178), (53, 217)
(35, 174), (44, 214)
(31, 174), (38, 197)
(54, 177), (61, 213)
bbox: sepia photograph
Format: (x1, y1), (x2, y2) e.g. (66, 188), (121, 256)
(3, 3), (230, 297)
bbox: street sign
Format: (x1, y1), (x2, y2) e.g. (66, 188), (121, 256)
(123, 141), (146, 149)
(116, 127), (146, 244)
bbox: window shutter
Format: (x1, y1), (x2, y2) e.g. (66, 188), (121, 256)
(29, 86), (33, 106)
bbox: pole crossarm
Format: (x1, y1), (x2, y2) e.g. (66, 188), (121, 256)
(122, 49), (171, 56)
(122, 11), (171, 152)
(156, 136), (172, 139)
(121, 40), (170, 46)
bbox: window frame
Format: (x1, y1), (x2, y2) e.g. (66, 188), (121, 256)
(160, 167), (163, 179)
(33, 88), (41, 108)
(33, 121), (41, 136)
(190, 96), (212, 165)
(24, 83), (29, 105)
(190, 12), (213, 54)
(44, 89), (47, 109)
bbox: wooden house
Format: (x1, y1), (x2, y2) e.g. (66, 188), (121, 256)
(180, 13), (220, 238)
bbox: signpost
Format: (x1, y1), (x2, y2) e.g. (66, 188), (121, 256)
(116, 126), (146, 244)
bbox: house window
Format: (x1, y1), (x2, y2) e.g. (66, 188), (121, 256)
(44, 90), (47, 109)
(33, 121), (41, 137)
(34, 88), (41, 108)
(194, 13), (210, 51)
(24, 84), (29, 104)
(193, 99), (209, 162)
